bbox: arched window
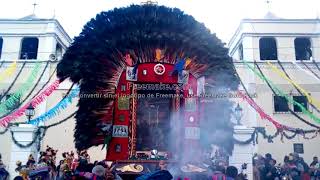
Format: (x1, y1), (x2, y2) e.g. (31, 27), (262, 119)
(0, 37), (3, 59)
(20, 37), (39, 59)
(259, 37), (277, 60)
(295, 38), (312, 60)
(238, 43), (243, 60)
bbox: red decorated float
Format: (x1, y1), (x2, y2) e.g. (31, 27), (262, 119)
(57, 3), (238, 179)
(107, 61), (202, 161)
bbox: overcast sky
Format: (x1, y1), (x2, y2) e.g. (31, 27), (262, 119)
(0, 0), (319, 43)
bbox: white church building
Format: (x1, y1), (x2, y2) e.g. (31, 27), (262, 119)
(229, 12), (320, 164)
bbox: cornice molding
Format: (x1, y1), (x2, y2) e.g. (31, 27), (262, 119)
(234, 61), (320, 70)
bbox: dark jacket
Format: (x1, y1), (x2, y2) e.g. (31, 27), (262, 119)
(136, 170), (173, 180)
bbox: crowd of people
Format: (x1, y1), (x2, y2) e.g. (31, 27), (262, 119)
(0, 146), (123, 180)
(1, 147), (320, 180)
(253, 153), (320, 180)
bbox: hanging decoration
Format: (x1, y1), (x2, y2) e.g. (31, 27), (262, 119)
(293, 61), (320, 81)
(28, 87), (79, 125)
(0, 61), (26, 103)
(237, 90), (284, 129)
(29, 67), (57, 100)
(0, 62), (41, 115)
(0, 62), (50, 119)
(233, 127), (281, 145)
(234, 125), (319, 145)
(267, 61), (320, 110)
(234, 65), (319, 144)
(0, 61), (17, 82)
(19, 61), (50, 105)
(254, 61), (320, 129)
(276, 60), (320, 115)
(313, 61), (320, 73)
(0, 61), (5, 69)
(0, 80), (60, 127)
(242, 60), (320, 124)
(9, 112), (75, 149)
(238, 90), (318, 132)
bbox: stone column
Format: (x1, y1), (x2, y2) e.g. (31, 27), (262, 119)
(8, 124), (39, 179)
(229, 125), (255, 180)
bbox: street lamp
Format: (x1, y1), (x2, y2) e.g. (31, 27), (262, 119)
(25, 104), (35, 123)
(234, 103), (243, 125)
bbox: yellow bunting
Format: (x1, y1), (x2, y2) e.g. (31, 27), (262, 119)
(0, 61), (17, 82)
(266, 61), (320, 109)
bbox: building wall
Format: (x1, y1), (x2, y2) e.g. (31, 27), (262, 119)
(0, 19), (105, 170)
(1, 36), (59, 61)
(0, 62), (105, 169)
(234, 63), (320, 163)
(231, 23), (320, 163)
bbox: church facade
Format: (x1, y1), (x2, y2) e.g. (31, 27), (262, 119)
(229, 14), (320, 162)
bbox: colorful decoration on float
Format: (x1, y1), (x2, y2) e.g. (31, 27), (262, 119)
(124, 54), (133, 66)
(155, 48), (163, 61)
(243, 60), (320, 124)
(0, 62), (41, 115)
(171, 58), (186, 76)
(154, 63), (165, 75)
(267, 61), (320, 110)
(28, 87), (79, 125)
(112, 125), (128, 137)
(178, 70), (189, 84)
(0, 80), (60, 127)
(116, 164), (143, 173)
(0, 61), (17, 82)
(185, 58), (192, 69)
(132, 59), (140, 76)
(126, 67), (138, 81)
(126, 58), (140, 81)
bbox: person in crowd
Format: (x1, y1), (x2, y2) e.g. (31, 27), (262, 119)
(92, 165), (106, 180)
(225, 166), (238, 180)
(264, 159), (278, 180)
(310, 157), (320, 180)
(11, 147), (320, 180)
(265, 153), (272, 164)
(255, 155), (267, 180)
(56, 160), (64, 179)
(252, 156), (260, 180)
(311, 157), (319, 167)
(156, 160), (168, 171)
(211, 165), (226, 180)
(13, 176), (24, 180)
(0, 159), (9, 180)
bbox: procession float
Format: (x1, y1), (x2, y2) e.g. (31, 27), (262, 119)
(57, 2), (239, 179)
